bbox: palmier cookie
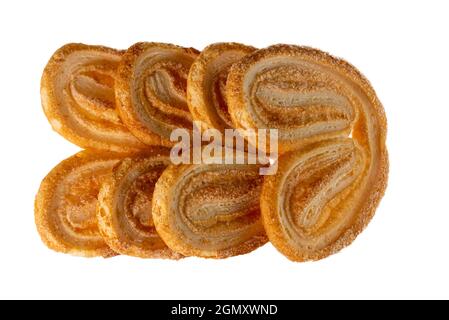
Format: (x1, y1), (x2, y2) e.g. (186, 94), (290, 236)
(115, 42), (199, 146)
(152, 159), (267, 258)
(187, 42), (256, 132)
(35, 151), (126, 257)
(227, 44), (364, 152)
(97, 147), (182, 259)
(41, 43), (146, 152)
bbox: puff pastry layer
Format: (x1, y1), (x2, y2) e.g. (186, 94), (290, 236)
(116, 42), (199, 146)
(187, 42), (256, 132)
(152, 162), (267, 258)
(97, 147), (182, 259)
(35, 151), (126, 257)
(41, 43), (146, 152)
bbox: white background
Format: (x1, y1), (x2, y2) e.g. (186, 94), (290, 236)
(0, 0), (448, 300)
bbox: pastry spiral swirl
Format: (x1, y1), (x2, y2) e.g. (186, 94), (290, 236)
(259, 46), (388, 261)
(152, 162), (267, 258)
(97, 148), (182, 259)
(41, 44), (146, 152)
(227, 45), (361, 152)
(116, 42), (199, 146)
(187, 42), (256, 132)
(35, 151), (126, 257)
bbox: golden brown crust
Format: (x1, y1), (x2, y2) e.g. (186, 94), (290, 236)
(257, 45), (388, 261)
(115, 42), (199, 146)
(152, 160), (268, 258)
(187, 42), (256, 132)
(41, 43), (146, 152)
(34, 151), (129, 257)
(96, 147), (183, 259)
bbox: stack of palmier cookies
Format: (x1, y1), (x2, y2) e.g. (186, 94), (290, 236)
(35, 42), (388, 262)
